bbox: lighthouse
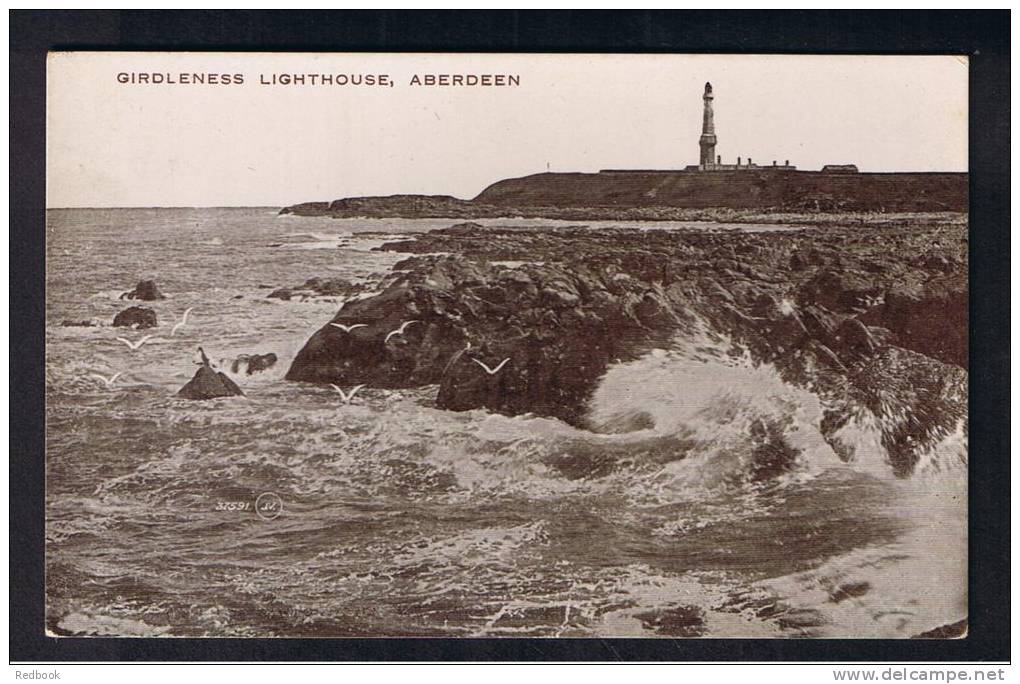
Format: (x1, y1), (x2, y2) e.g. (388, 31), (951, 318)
(699, 82), (717, 169)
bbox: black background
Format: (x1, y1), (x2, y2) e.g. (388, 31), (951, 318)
(10, 10), (1010, 662)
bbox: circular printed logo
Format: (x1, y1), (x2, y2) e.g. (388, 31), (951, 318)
(255, 492), (284, 521)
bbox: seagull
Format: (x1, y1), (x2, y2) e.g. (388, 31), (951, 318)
(170, 307), (194, 336)
(329, 323), (367, 333)
(329, 384), (366, 403)
(196, 347), (212, 368)
(116, 335), (158, 351)
(90, 372), (122, 388)
(471, 357), (510, 375)
(384, 320), (419, 344)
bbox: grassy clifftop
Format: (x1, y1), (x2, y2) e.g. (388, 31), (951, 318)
(473, 170), (968, 212)
(280, 169), (968, 218)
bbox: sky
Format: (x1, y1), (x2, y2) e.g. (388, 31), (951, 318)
(47, 52), (968, 208)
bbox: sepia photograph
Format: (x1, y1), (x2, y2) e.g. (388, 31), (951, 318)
(43, 50), (971, 641)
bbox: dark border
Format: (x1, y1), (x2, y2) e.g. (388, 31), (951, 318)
(10, 10), (1010, 662)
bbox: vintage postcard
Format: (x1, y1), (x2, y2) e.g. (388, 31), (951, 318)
(45, 52), (968, 638)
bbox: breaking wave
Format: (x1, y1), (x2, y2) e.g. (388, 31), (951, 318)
(45, 208), (967, 638)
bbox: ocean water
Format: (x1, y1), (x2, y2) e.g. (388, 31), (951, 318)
(45, 207), (967, 638)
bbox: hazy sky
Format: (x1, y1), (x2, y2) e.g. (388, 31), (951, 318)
(47, 52), (967, 208)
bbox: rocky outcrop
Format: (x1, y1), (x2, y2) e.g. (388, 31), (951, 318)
(119, 279), (165, 301)
(267, 288), (293, 301)
(286, 252), (693, 426)
(911, 619), (968, 639)
(177, 365), (244, 400)
(231, 353), (278, 375)
(112, 306), (157, 329)
(267, 276), (364, 301)
(281, 195), (480, 218)
(287, 219), (968, 477)
(861, 277), (967, 368)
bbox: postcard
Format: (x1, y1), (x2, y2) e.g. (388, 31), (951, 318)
(45, 52), (968, 638)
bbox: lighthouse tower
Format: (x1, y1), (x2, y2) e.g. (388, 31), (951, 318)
(699, 82), (717, 169)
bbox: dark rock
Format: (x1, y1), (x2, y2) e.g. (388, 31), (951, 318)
(113, 306), (157, 329)
(862, 277), (967, 368)
(177, 366), (244, 400)
(231, 353), (278, 375)
(60, 319), (98, 327)
(119, 279), (165, 301)
(299, 276), (356, 296)
(748, 418), (801, 482)
(799, 269), (880, 313)
(287, 255), (672, 426)
(800, 305), (840, 343)
(636, 605), (707, 637)
(829, 581), (871, 603)
(267, 288), (292, 301)
(267, 277), (363, 301)
(788, 250), (806, 271)
(285, 220), (969, 466)
(911, 619), (968, 639)
(832, 318), (880, 358)
(802, 340), (848, 374)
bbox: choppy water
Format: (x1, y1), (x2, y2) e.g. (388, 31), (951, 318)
(45, 207), (967, 638)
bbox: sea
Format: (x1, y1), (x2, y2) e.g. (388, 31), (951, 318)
(44, 207), (967, 638)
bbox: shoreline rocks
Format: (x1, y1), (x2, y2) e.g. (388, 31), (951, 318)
(120, 279), (165, 301)
(286, 219), (968, 475)
(267, 276), (365, 301)
(230, 353), (278, 375)
(177, 365), (244, 400)
(112, 306), (157, 329)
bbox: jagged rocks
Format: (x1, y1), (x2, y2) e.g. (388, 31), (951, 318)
(912, 619), (968, 639)
(267, 276), (363, 301)
(299, 276), (358, 297)
(799, 269), (880, 313)
(286, 255), (675, 426)
(832, 318), (881, 359)
(119, 279), (165, 301)
(112, 306), (157, 329)
(231, 353), (278, 375)
(862, 277), (967, 368)
(748, 418), (802, 482)
(286, 220), (968, 436)
(177, 366), (244, 400)
(267, 288), (293, 301)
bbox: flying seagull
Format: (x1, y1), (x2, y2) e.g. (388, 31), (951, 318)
(170, 307), (194, 336)
(471, 357), (510, 375)
(116, 335), (158, 351)
(329, 384), (366, 403)
(90, 372), (122, 388)
(384, 320), (419, 344)
(329, 323), (367, 333)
